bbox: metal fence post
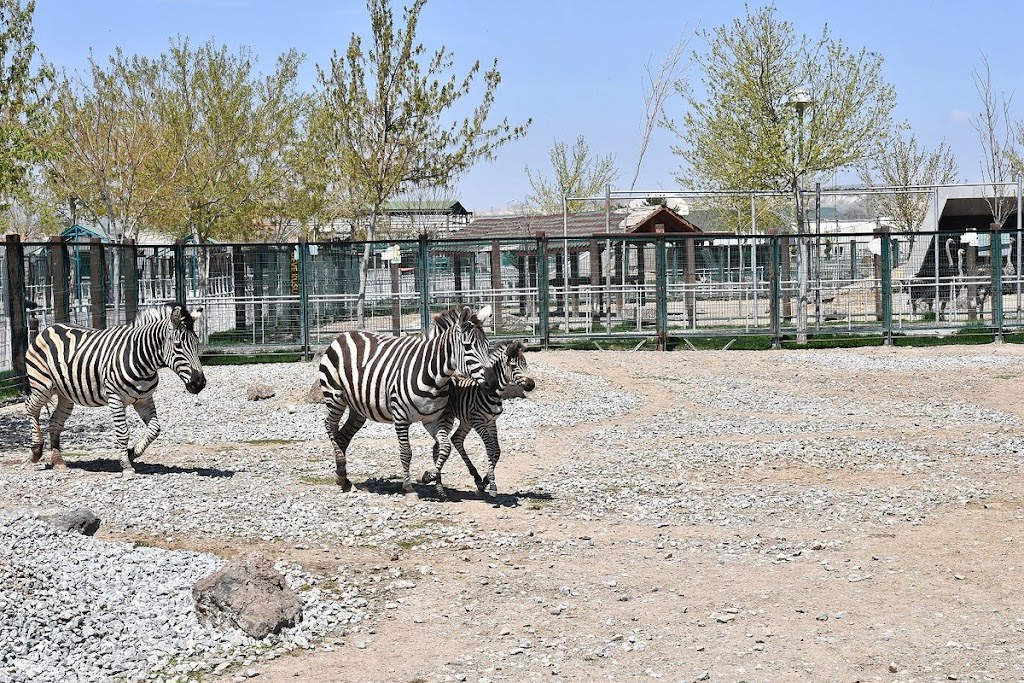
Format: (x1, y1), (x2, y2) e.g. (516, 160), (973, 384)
(655, 229), (668, 350)
(173, 239), (186, 304)
(232, 245), (246, 340)
(418, 234), (430, 332)
(89, 237), (106, 329)
(770, 231), (781, 349)
(490, 240), (503, 332)
(880, 227), (893, 345)
(297, 238), (310, 359)
(991, 222), (1004, 342)
(537, 233), (550, 348)
(4, 234), (28, 391)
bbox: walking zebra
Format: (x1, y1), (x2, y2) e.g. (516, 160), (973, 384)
(24, 303), (207, 475)
(422, 341), (535, 496)
(317, 304), (494, 498)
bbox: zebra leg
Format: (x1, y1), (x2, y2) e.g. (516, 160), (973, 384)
(475, 417), (501, 496)
(428, 417), (455, 500)
(25, 390), (51, 464)
(420, 418), (443, 484)
(451, 421), (485, 492)
(47, 396), (75, 470)
(394, 421), (420, 495)
(326, 406), (364, 492)
(106, 394), (134, 476)
(129, 396), (161, 463)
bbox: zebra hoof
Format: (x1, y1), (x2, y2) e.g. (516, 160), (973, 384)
(420, 469), (436, 484)
(434, 486), (448, 501)
(30, 444), (43, 463)
(120, 468), (136, 479)
(337, 476), (352, 492)
(126, 447), (137, 464)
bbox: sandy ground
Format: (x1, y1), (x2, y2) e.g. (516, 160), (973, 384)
(5, 345), (1024, 683)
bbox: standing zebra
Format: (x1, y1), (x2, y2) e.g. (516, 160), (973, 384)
(422, 340), (535, 496)
(24, 303), (207, 475)
(317, 305), (494, 498)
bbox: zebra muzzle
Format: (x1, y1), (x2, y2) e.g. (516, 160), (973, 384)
(185, 370), (207, 394)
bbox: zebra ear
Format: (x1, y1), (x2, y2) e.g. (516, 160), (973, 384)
(171, 305), (185, 327)
(190, 306), (204, 322)
(475, 305), (492, 324)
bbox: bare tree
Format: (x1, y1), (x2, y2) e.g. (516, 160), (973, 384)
(631, 35), (691, 192)
(858, 128), (959, 247)
(971, 54), (1017, 228)
(525, 136), (618, 214)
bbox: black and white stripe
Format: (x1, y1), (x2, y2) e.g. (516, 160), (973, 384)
(422, 341), (535, 496)
(317, 304), (494, 497)
(24, 303), (207, 474)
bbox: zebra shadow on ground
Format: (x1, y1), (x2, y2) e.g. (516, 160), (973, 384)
(0, 411), (32, 451)
(65, 458), (235, 478)
(359, 475), (555, 507)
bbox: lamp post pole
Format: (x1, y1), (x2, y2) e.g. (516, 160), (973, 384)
(789, 88), (812, 345)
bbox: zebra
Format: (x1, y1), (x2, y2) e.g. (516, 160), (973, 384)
(317, 304), (495, 498)
(421, 340), (535, 497)
(24, 302), (207, 475)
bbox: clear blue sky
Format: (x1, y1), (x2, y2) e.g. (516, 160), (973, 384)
(31, 0), (1024, 213)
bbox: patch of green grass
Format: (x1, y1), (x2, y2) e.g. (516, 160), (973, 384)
(0, 370), (22, 401)
(201, 351), (303, 365)
(395, 537), (427, 550)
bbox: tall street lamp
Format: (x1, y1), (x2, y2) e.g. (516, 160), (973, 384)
(788, 87), (813, 344)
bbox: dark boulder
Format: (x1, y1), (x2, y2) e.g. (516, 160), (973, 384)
(193, 552), (302, 638)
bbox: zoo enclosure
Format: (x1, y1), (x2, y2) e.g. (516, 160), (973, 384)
(4, 219), (1024, 394)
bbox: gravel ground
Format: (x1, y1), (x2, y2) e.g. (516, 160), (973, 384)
(1, 346), (1023, 682)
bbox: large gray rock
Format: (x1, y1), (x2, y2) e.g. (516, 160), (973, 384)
(38, 508), (101, 536)
(192, 552), (302, 638)
(246, 383), (276, 401)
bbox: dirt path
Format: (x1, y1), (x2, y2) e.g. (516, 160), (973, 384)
(240, 349), (1024, 682)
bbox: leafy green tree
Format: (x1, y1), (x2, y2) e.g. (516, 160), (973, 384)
(858, 129), (958, 245)
(0, 0), (53, 211)
(525, 135), (618, 214)
(668, 3), (896, 342)
(154, 38), (304, 245)
(1, 170), (60, 238)
(669, 4), (895, 200)
(315, 0), (530, 324)
(46, 49), (173, 243)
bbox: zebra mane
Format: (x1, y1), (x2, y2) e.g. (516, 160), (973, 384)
(131, 302), (197, 332)
(428, 304), (493, 336)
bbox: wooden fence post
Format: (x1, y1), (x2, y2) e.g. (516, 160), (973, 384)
(49, 235), (69, 323)
(123, 239), (138, 324)
(5, 234), (28, 391)
(89, 237), (106, 329)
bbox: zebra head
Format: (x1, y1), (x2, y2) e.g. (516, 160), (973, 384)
(431, 304), (494, 388)
(493, 340), (535, 393)
(166, 304), (207, 395)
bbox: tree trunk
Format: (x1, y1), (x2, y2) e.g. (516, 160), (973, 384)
(356, 206), (380, 329)
(794, 184), (808, 345)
